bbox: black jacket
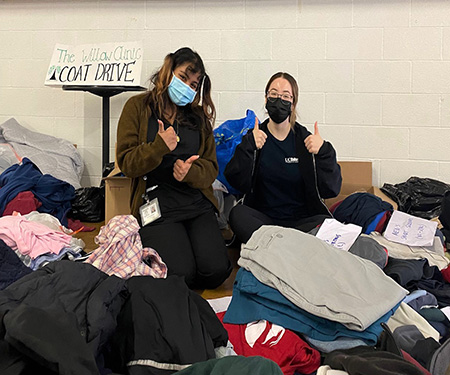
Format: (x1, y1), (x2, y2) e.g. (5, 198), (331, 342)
(106, 275), (228, 375)
(224, 119), (342, 217)
(0, 261), (127, 375)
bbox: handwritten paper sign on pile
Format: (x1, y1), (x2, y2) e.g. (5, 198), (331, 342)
(384, 210), (437, 247)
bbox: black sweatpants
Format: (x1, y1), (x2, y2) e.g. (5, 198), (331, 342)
(229, 204), (329, 244)
(139, 209), (231, 290)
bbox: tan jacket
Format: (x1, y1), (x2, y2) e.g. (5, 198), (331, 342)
(116, 93), (219, 219)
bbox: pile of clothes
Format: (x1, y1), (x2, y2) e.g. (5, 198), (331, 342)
(1, 140), (450, 375)
(215, 191), (450, 375)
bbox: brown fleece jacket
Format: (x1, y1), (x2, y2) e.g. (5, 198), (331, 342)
(116, 92), (219, 219)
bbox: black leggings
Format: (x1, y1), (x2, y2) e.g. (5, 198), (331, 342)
(139, 209), (232, 290)
(229, 204), (329, 243)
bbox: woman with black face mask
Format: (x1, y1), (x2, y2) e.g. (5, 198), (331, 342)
(224, 72), (342, 244)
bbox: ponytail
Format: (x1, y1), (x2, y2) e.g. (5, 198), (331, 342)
(198, 74), (215, 131)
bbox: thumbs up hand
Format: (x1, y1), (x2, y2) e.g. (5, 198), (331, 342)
(304, 121), (324, 155)
(252, 117), (267, 150)
(158, 119), (177, 151)
(173, 155), (200, 181)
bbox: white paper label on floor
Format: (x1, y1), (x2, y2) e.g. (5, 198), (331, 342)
(316, 218), (362, 251)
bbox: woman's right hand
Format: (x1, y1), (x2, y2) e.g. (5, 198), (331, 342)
(252, 118), (267, 150)
(158, 119), (177, 151)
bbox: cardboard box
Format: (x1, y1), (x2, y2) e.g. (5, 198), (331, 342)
(325, 161), (397, 210)
(103, 164), (131, 223)
(102, 160), (396, 224)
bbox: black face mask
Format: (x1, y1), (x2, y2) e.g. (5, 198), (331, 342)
(265, 97), (292, 124)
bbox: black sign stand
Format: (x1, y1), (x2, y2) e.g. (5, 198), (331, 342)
(62, 85), (146, 168)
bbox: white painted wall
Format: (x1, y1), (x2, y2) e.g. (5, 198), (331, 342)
(1, 0), (450, 188)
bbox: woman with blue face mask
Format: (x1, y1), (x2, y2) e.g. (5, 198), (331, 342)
(116, 47), (231, 290)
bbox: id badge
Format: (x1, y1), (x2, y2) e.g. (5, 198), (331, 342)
(139, 198), (161, 226)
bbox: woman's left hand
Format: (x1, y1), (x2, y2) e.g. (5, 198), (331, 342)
(304, 121), (324, 155)
(173, 155), (200, 181)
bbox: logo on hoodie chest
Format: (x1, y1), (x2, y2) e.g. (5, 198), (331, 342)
(285, 157), (299, 164)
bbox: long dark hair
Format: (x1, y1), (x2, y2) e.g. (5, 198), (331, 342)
(145, 47), (215, 132)
(265, 72), (299, 129)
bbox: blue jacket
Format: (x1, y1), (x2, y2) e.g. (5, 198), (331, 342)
(0, 158), (75, 226)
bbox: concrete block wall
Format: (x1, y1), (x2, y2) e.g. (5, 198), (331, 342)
(1, 0), (450, 188)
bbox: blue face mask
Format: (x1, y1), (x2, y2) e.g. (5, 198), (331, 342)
(167, 74), (197, 106)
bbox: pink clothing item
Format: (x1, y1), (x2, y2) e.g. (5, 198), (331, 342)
(0, 215), (72, 259)
(85, 215), (167, 279)
(217, 311), (321, 375)
(3, 191), (42, 216)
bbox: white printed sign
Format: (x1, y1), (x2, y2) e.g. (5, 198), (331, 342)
(383, 210), (437, 247)
(315, 218), (362, 251)
(45, 41), (143, 87)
